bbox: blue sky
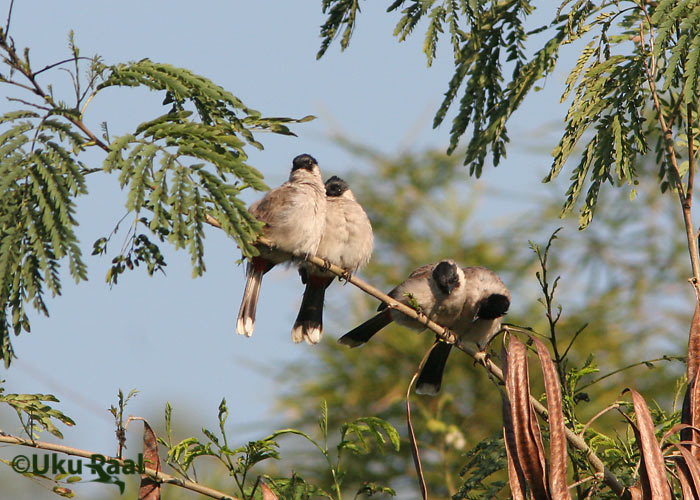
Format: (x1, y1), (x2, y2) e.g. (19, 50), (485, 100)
(0, 2), (581, 498)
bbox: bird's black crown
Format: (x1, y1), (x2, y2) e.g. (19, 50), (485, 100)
(292, 154), (318, 172)
(432, 260), (460, 295)
(325, 176), (349, 197)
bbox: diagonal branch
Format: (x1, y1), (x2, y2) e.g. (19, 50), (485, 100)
(207, 220), (629, 499)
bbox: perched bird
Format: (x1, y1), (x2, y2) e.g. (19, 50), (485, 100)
(415, 266), (510, 395)
(337, 260), (467, 347)
(292, 176), (373, 344)
(236, 154), (327, 337)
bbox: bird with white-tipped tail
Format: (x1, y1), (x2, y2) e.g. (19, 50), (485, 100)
(236, 154), (327, 338)
(337, 261), (510, 396)
(416, 266), (510, 395)
(292, 176), (373, 344)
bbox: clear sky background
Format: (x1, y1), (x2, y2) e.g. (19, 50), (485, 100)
(0, 2), (597, 499)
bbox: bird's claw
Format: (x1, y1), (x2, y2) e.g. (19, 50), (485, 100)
(443, 328), (458, 345)
(473, 349), (491, 367)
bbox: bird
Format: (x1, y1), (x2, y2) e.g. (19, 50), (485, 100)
(337, 260), (468, 347)
(415, 266), (510, 395)
(292, 175), (373, 344)
(236, 153), (327, 338)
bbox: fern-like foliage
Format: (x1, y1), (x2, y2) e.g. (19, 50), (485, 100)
(318, 0), (363, 59)
(98, 60), (314, 265)
(0, 381), (76, 439)
(318, 1), (700, 228)
(548, 20), (649, 228)
(547, 1), (699, 228)
(0, 32), (312, 366)
(320, 0), (543, 177)
(318, 0), (587, 176)
(0, 110), (89, 367)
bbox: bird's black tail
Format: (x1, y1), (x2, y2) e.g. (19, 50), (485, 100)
(292, 278), (332, 344)
(416, 341), (452, 395)
(337, 310), (392, 347)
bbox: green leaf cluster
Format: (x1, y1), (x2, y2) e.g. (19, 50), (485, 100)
(99, 59), (314, 265)
(318, 0), (362, 59)
(453, 435), (507, 500)
(0, 33), (313, 364)
(652, 0), (700, 104)
(318, 1), (700, 228)
(0, 381), (75, 439)
(548, 5), (651, 228)
(158, 399), (398, 500)
(0, 109), (89, 368)
(339, 417), (401, 456)
(319, 0), (580, 176)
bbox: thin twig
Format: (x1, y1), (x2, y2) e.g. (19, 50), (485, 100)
(32, 56), (94, 78)
(580, 404), (622, 437)
(562, 322), (589, 359)
(2, 79), (37, 93)
(0, 434), (241, 500)
(80, 89), (97, 116)
(5, 96), (50, 111)
(577, 356), (683, 391)
(0, 36), (110, 152)
(4, 0), (13, 37)
(568, 475), (597, 491)
(406, 345), (436, 500)
(503, 324), (548, 339)
(666, 92), (686, 131)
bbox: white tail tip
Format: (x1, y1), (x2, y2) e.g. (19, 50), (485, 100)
(236, 317), (254, 337)
(415, 383), (439, 396)
(291, 325), (304, 343)
(304, 327), (322, 345)
(291, 324), (322, 344)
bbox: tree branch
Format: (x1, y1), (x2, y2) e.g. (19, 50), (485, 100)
(199, 212), (631, 496)
(224, 232), (630, 499)
(639, 11), (700, 284)
(0, 35), (110, 152)
(0, 434), (242, 500)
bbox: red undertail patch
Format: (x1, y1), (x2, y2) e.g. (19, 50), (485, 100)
(252, 257), (274, 274)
